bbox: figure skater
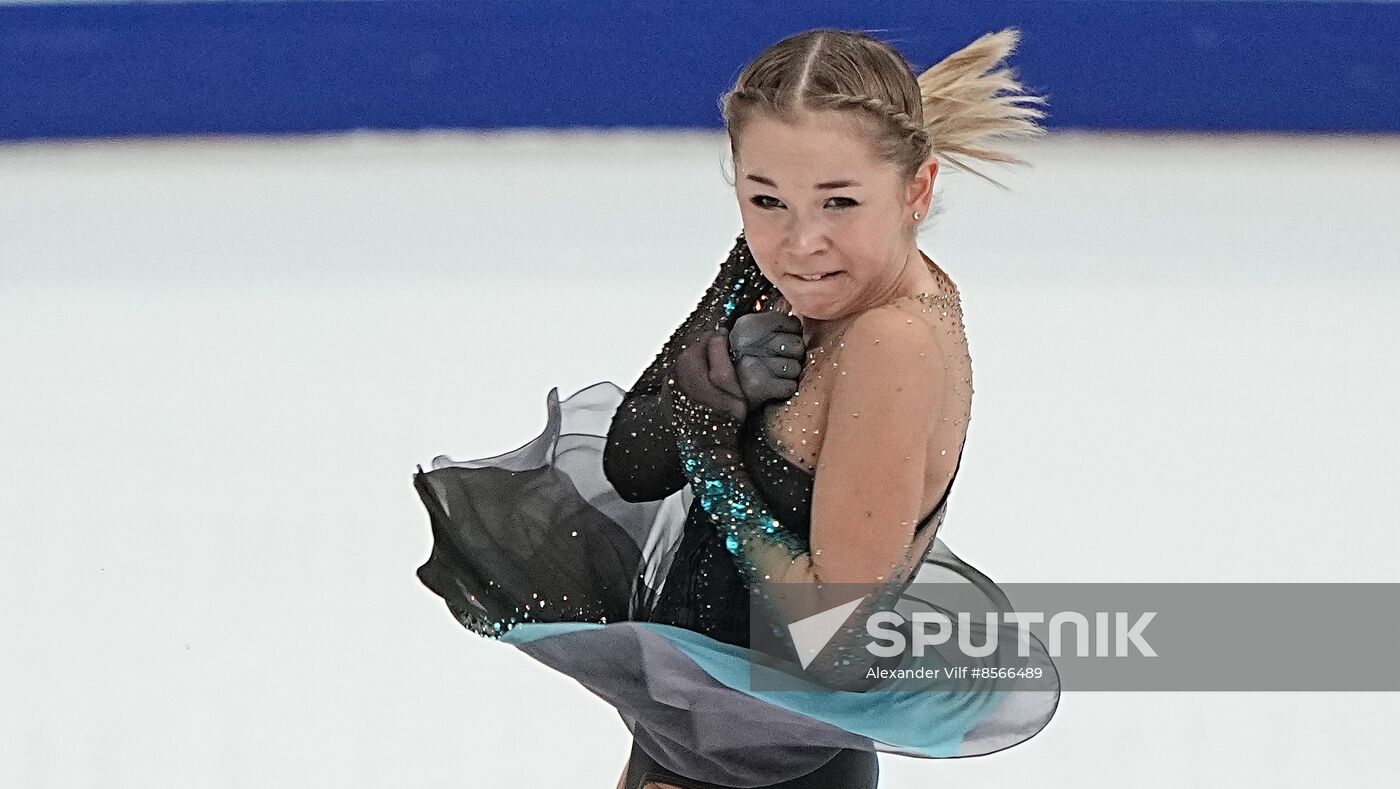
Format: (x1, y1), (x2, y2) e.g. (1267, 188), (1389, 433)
(414, 26), (1060, 789)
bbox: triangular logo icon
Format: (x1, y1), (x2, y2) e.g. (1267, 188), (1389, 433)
(787, 595), (867, 669)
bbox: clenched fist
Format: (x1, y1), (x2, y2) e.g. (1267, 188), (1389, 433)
(728, 310), (806, 410)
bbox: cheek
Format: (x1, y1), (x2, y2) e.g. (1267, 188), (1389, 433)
(840, 220), (894, 258)
(738, 215), (779, 261)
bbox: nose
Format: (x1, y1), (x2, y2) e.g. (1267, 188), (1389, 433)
(783, 211), (829, 257)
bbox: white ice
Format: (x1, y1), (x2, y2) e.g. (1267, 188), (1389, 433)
(1, 129), (1397, 787)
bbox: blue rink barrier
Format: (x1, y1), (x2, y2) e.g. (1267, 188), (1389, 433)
(2, 0), (1397, 141)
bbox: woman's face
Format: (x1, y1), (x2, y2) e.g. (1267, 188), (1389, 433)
(734, 109), (929, 321)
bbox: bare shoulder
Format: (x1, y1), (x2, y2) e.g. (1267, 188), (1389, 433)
(825, 302), (943, 416)
(835, 301), (943, 372)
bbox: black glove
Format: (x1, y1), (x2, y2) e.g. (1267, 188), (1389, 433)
(669, 330), (748, 428)
(727, 310), (806, 411)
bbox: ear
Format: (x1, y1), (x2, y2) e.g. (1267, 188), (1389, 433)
(904, 158), (938, 218)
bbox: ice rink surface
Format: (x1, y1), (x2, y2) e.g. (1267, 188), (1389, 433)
(2, 130), (1397, 786)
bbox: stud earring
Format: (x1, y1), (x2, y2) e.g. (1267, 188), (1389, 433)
(913, 211), (922, 220)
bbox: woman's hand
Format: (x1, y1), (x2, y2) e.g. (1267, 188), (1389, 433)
(672, 330), (748, 425)
(729, 311), (805, 410)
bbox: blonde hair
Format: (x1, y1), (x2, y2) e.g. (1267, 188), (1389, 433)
(721, 27), (1049, 195)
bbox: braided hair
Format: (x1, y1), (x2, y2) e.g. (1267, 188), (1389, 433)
(720, 28), (1049, 201)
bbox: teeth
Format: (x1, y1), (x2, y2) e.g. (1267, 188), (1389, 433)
(798, 273), (830, 281)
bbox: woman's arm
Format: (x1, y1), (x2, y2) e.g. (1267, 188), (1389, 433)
(671, 306), (943, 688)
(602, 234), (772, 502)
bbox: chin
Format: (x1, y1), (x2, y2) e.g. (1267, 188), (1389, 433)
(783, 296), (842, 321)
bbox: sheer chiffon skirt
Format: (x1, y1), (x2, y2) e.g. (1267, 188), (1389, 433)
(413, 382), (1060, 788)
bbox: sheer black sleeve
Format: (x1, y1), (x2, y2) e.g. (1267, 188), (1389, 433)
(602, 233), (776, 503)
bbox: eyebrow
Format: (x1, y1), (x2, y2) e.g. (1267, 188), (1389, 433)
(745, 175), (861, 189)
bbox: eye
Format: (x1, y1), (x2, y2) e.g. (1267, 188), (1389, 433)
(748, 195), (859, 210)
